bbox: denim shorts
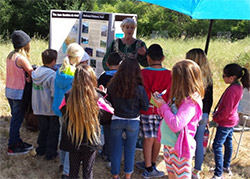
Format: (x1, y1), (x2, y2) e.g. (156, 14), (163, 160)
(139, 114), (162, 138)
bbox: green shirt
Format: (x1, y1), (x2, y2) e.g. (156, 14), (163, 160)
(102, 38), (148, 71)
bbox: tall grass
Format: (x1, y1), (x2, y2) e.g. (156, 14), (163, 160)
(0, 39), (48, 116)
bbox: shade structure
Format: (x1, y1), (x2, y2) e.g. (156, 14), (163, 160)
(139, 0), (250, 20)
(139, 0), (250, 53)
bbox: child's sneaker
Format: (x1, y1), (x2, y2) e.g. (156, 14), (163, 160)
(7, 144), (29, 155)
(142, 167), (164, 178)
(135, 161), (145, 170)
(192, 169), (200, 179)
(223, 167), (232, 176)
(20, 140), (33, 150)
(152, 166), (165, 177)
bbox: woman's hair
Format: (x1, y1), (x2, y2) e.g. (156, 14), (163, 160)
(120, 18), (137, 29)
(8, 43), (31, 60)
(66, 64), (100, 147)
(170, 60), (204, 108)
(107, 59), (142, 98)
(223, 63), (250, 89)
(186, 48), (213, 88)
(60, 43), (84, 72)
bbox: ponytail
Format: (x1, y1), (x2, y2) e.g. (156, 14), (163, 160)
(59, 57), (70, 73)
(241, 68), (250, 90)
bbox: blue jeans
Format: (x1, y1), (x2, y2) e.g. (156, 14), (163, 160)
(194, 113), (209, 171)
(8, 99), (25, 146)
(102, 124), (111, 161)
(212, 126), (234, 177)
(60, 150), (70, 175)
(59, 117), (70, 175)
(111, 120), (139, 175)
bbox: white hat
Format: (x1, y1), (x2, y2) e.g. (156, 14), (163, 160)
(80, 51), (90, 62)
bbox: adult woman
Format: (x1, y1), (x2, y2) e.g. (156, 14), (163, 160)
(102, 18), (148, 71)
(6, 30), (34, 155)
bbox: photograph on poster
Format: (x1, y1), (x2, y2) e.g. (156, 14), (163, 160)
(82, 22), (89, 33)
(84, 47), (93, 57)
(81, 37), (89, 44)
(90, 59), (96, 68)
(71, 24), (78, 33)
(101, 25), (108, 36)
(62, 36), (76, 53)
(100, 40), (107, 48)
(96, 49), (105, 58)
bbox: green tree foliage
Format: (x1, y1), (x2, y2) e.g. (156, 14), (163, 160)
(0, 0), (249, 39)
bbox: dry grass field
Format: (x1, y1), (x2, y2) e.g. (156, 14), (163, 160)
(0, 37), (250, 178)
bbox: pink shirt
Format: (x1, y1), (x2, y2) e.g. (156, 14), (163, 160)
(213, 83), (243, 127)
(157, 95), (203, 159)
(5, 53), (26, 99)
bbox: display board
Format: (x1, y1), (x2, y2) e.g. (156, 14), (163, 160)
(80, 12), (110, 76)
(50, 10), (137, 77)
(50, 10), (81, 64)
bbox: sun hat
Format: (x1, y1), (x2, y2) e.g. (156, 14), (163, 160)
(11, 30), (31, 49)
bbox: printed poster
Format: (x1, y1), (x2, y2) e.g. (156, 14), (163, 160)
(80, 12), (110, 77)
(50, 10), (81, 64)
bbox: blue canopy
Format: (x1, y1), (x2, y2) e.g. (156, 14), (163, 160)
(140, 0), (250, 20)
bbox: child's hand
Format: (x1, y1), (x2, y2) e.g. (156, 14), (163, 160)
(151, 92), (166, 108)
(98, 85), (107, 93)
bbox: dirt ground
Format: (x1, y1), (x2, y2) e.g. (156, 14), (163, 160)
(0, 117), (250, 179)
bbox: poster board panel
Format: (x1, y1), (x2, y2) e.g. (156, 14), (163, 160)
(80, 12), (111, 77)
(50, 10), (81, 64)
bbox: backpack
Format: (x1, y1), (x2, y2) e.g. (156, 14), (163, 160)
(96, 89), (114, 125)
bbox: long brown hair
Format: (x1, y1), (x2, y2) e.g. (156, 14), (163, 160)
(186, 48), (212, 89)
(170, 60), (204, 108)
(107, 59), (143, 98)
(66, 64), (100, 147)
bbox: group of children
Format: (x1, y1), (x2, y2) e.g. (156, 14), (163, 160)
(6, 30), (250, 179)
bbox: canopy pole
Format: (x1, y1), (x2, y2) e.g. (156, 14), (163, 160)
(205, 20), (214, 54)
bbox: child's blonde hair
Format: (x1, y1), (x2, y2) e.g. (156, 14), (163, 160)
(186, 48), (213, 89)
(60, 43), (84, 73)
(7, 43), (30, 60)
(170, 60), (204, 108)
(66, 64), (100, 147)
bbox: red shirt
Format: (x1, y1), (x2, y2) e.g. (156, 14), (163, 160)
(141, 67), (172, 115)
(213, 83), (243, 127)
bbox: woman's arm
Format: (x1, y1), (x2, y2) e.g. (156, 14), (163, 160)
(137, 41), (148, 67)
